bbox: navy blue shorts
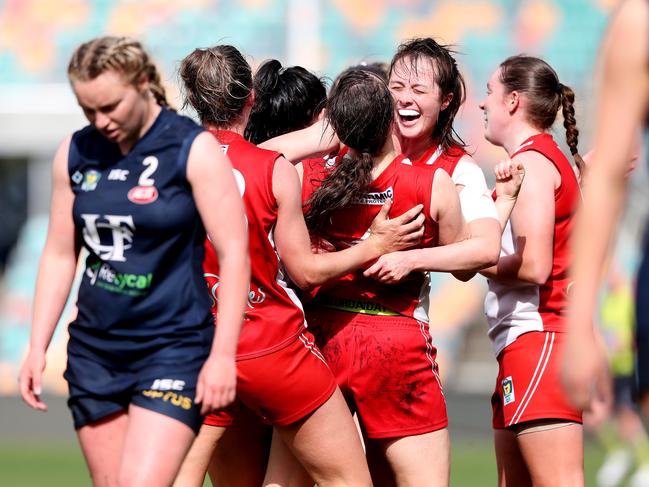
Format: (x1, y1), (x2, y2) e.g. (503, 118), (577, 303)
(64, 325), (214, 433)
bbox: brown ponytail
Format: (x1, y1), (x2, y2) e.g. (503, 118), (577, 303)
(179, 45), (252, 128)
(499, 55), (584, 178)
(305, 152), (375, 237)
(304, 69), (393, 237)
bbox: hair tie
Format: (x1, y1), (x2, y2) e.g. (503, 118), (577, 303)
(556, 82), (564, 94)
(569, 146), (578, 155)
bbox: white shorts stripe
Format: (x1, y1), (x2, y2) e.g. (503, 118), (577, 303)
(299, 334), (328, 366)
(509, 332), (555, 427)
(508, 333), (549, 424)
(418, 320), (444, 393)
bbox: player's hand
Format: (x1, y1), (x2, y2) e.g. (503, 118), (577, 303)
(494, 159), (525, 200)
(369, 198), (424, 253)
(195, 354), (237, 415)
(561, 328), (607, 410)
(18, 348), (48, 411)
(583, 372), (613, 430)
(363, 251), (412, 284)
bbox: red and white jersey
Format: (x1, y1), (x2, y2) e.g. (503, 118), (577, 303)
(302, 151), (439, 322)
(485, 133), (580, 355)
(204, 130), (306, 359)
(405, 143), (497, 223)
(407, 143), (466, 177)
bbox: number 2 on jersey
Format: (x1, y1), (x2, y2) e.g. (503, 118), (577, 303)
(139, 156), (159, 186)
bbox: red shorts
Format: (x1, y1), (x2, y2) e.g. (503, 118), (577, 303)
(492, 331), (582, 429)
(204, 332), (336, 427)
(307, 307), (447, 439)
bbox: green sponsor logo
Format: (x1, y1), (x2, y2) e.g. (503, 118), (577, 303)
(86, 262), (153, 296)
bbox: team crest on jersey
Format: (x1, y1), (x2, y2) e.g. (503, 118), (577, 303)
(81, 170), (101, 192)
(82, 214), (135, 262)
(502, 376), (515, 405)
(128, 186), (159, 204)
(71, 170), (83, 184)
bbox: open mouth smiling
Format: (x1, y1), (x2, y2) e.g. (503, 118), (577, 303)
(398, 109), (421, 123)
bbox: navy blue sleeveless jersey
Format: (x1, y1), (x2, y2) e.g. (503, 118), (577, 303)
(67, 108), (213, 354)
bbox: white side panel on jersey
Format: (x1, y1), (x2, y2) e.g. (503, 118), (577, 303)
(267, 225), (308, 325)
(413, 272), (432, 324)
(453, 159), (498, 223)
(484, 222), (543, 356)
(458, 187), (498, 223)
(451, 159), (488, 192)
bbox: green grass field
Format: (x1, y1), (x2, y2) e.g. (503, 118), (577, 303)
(0, 440), (607, 486)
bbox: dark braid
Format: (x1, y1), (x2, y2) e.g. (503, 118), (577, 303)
(560, 84), (585, 177)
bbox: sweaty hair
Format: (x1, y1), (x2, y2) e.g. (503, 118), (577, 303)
(68, 36), (169, 107)
(304, 70), (393, 237)
(499, 55), (585, 176)
(390, 37), (466, 152)
(179, 45), (252, 128)
(244, 59), (327, 144)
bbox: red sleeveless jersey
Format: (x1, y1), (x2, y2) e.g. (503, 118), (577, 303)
(515, 134), (580, 329)
(302, 152), (439, 322)
(485, 133), (580, 353)
(409, 143), (467, 176)
(204, 130), (306, 359)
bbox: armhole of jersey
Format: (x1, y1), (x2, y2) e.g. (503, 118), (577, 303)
(67, 133), (80, 179)
(514, 147), (564, 197)
(301, 160), (313, 205)
(424, 169), (438, 224)
(267, 153), (281, 209)
(177, 128), (203, 187)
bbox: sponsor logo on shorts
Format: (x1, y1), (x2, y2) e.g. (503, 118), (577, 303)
(127, 185), (158, 204)
(353, 186), (393, 205)
(141, 390), (193, 410)
(150, 379), (186, 391)
(502, 376), (515, 405)
(86, 262), (153, 296)
(81, 169), (101, 192)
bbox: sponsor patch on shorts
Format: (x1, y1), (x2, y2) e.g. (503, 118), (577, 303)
(502, 376), (515, 405)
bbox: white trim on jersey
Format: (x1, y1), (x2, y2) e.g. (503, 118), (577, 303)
(424, 146), (444, 165)
(508, 332), (555, 426)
